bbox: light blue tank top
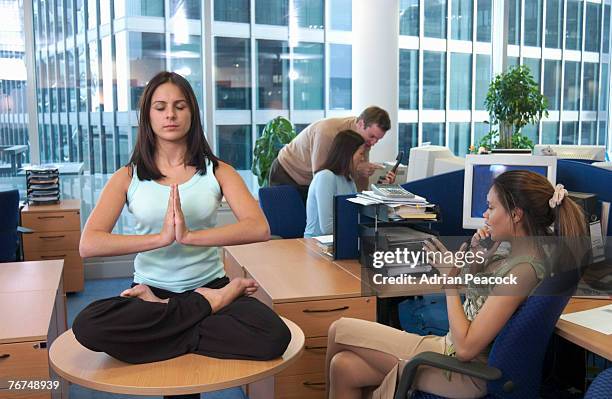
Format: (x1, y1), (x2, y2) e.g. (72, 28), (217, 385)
(127, 160), (225, 292)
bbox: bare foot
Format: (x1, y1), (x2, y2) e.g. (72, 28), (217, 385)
(195, 278), (258, 313)
(120, 284), (169, 303)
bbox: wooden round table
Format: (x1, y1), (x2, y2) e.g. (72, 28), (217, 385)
(49, 317), (304, 396)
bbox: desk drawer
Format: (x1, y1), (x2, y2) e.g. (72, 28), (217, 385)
(22, 211), (80, 232)
(275, 372), (325, 399)
(275, 296), (376, 338)
(0, 341), (49, 383)
(23, 231), (80, 252)
(278, 337), (326, 377)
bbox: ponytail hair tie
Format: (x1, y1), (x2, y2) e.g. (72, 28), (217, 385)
(549, 184), (568, 209)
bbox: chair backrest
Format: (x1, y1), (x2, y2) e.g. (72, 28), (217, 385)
(0, 189), (20, 262)
(258, 185), (306, 239)
(585, 368), (612, 399)
(486, 295), (570, 398)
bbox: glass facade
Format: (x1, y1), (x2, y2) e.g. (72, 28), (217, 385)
(397, 0), (612, 158)
(22, 0), (352, 178)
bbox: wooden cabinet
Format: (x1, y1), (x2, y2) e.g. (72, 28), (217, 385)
(0, 261), (68, 399)
(21, 200), (83, 293)
(224, 240), (377, 399)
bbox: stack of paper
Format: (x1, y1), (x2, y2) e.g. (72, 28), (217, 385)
(348, 191), (438, 221)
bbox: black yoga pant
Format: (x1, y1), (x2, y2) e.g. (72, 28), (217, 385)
(72, 277), (291, 364)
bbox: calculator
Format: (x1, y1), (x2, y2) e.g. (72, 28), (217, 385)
(371, 184), (415, 199)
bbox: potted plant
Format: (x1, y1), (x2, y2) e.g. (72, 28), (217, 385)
(252, 116), (297, 187)
(475, 65), (548, 152)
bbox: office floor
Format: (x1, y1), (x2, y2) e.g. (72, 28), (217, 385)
(66, 278), (247, 399)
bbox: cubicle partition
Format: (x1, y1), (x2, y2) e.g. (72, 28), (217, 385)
(333, 160), (612, 259)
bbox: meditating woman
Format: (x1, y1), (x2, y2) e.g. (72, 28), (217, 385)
(72, 71), (290, 365)
(325, 170), (588, 398)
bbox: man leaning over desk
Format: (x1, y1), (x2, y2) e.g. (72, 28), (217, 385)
(269, 106), (396, 196)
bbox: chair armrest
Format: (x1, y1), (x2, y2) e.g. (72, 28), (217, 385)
(17, 226), (34, 234)
(394, 352), (502, 399)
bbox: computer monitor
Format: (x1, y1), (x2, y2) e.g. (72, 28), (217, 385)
(406, 145), (456, 182)
(533, 145), (606, 161)
(463, 154), (557, 229)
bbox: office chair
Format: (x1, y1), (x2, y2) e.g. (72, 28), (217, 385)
(0, 189), (21, 262)
(258, 185), (307, 239)
(585, 368), (612, 399)
(394, 294), (571, 399)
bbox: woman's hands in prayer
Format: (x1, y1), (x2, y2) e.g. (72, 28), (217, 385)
(158, 184), (190, 246)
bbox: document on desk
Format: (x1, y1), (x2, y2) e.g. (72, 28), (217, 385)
(560, 304), (612, 335)
(313, 235), (334, 245)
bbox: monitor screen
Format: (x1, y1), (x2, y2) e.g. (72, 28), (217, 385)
(471, 164), (549, 219)
(462, 155), (557, 229)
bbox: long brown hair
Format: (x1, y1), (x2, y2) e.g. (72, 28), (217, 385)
(317, 130), (365, 180)
(128, 71), (219, 180)
(492, 170), (589, 269)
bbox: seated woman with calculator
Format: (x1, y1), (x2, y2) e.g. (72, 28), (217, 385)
(304, 130), (397, 237)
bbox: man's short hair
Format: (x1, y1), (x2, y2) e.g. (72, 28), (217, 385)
(357, 106), (391, 132)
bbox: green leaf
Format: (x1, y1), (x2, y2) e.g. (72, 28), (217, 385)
(251, 116), (297, 187)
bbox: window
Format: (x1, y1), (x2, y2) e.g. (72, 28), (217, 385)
(293, 43), (324, 110)
(398, 123), (418, 163)
(127, 0), (164, 17)
(524, 0), (542, 47)
(543, 60), (561, 110)
(542, 122), (559, 144)
(582, 62), (598, 111)
(449, 53), (471, 110)
(508, 0), (521, 45)
(474, 122), (491, 146)
(565, 0), (583, 51)
(256, 40), (289, 109)
(424, 0), (446, 39)
(294, 0), (323, 29)
(585, 2), (601, 53)
(215, 37), (251, 110)
(399, 49), (418, 110)
(598, 121), (608, 146)
(476, 0), (492, 42)
(563, 61), (581, 111)
(523, 58), (540, 86)
(171, 35), (203, 109)
(604, 5), (611, 53)
(217, 125), (252, 170)
(522, 124), (539, 144)
(129, 33), (166, 111)
(170, 0), (201, 20)
(423, 51), (445, 110)
(545, 0), (563, 49)
(422, 123), (445, 145)
(451, 0), (472, 41)
(89, 41), (99, 112)
(562, 121), (579, 144)
(330, 0), (351, 31)
(255, 0), (288, 26)
(400, 0), (419, 37)
(601, 64), (609, 112)
(475, 54), (491, 110)
(449, 123), (470, 156)
(330, 44), (352, 110)
(214, 0), (249, 23)
(581, 121), (597, 145)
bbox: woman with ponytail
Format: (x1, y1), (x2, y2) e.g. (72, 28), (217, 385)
(324, 170), (588, 399)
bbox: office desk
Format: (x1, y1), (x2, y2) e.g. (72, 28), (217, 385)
(0, 260), (68, 399)
(224, 239), (376, 399)
(555, 298), (612, 361)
